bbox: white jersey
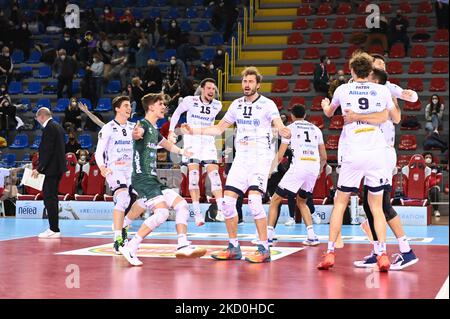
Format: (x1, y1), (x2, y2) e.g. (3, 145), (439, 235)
(95, 120), (135, 171)
(169, 95), (222, 130)
(282, 120), (324, 172)
(332, 81), (393, 154)
(223, 95), (280, 156)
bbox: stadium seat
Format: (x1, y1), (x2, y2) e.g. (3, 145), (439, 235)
(8, 81), (22, 95)
(429, 78), (447, 92)
(398, 2), (412, 13)
(9, 134), (29, 149)
(417, 1), (433, 13)
(308, 32), (324, 44)
(148, 8), (161, 19)
(336, 3), (352, 15)
(208, 33), (223, 46)
(403, 99), (422, 111)
(36, 65), (52, 79)
(387, 61), (403, 74)
(271, 79), (289, 93)
(26, 50), (42, 64)
(293, 18), (308, 30)
(42, 81), (57, 95)
(277, 63), (294, 76)
(52, 98), (69, 112)
(329, 115), (344, 130)
(326, 47), (341, 59)
(434, 29), (449, 42)
(75, 156), (106, 201)
(282, 47), (299, 60)
(431, 60), (448, 74)
(408, 61), (425, 74)
(343, 62), (351, 74)
(24, 82), (41, 94)
(356, 2), (370, 14)
(297, 4), (313, 16)
(412, 29), (430, 43)
(30, 135), (41, 149)
(79, 134), (93, 149)
(163, 49), (177, 61)
(95, 98), (112, 112)
(400, 115), (421, 130)
(202, 5), (214, 18)
(298, 62), (315, 75)
(325, 135), (340, 150)
(317, 3), (332, 15)
(179, 21), (192, 33)
(400, 154), (432, 206)
(379, 2), (392, 14)
(34, 98), (51, 112)
(11, 50), (24, 64)
(155, 0), (168, 6)
(105, 80), (121, 94)
(398, 134), (417, 150)
(410, 44), (428, 58)
(397, 154), (411, 168)
(270, 97), (283, 110)
(166, 7), (180, 19)
(79, 98), (92, 111)
(415, 15), (431, 27)
(1, 153), (16, 168)
(389, 43), (406, 58)
(19, 66), (32, 78)
(329, 31), (344, 44)
(432, 45), (449, 58)
(311, 96), (325, 111)
(58, 153), (79, 201)
(327, 62), (337, 75)
(287, 32), (304, 45)
(312, 165), (334, 205)
(201, 48), (215, 61)
(195, 21), (211, 32)
(308, 115), (324, 129)
(137, 0), (151, 7)
(186, 8), (198, 19)
(406, 78), (423, 91)
(303, 47), (320, 59)
(313, 18), (328, 29)
(293, 79), (311, 92)
(345, 45), (359, 59)
(353, 16), (367, 29)
(288, 96), (306, 109)
(368, 44), (384, 56)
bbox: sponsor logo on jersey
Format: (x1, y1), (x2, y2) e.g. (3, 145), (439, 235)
(370, 90), (377, 96)
(349, 91), (369, 95)
(300, 157), (317, 161)
(191, 114), (213, 122)
(354, 127), (376, 134)
(252, 119), (260, 127)
(236, 119), (253, 125)
(114, 140), (131, 145)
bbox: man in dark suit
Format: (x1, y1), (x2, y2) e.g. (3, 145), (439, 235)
(32, 107), (66, 238)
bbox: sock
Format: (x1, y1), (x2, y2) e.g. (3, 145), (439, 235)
(128, 234), (143, 253)
(373, 241), (380, 255)
(113, 230), (122, 241)
(398, 236), (411, 253)
(229, 238), (239, 248)
(378, 242), (387, 254)
(306, 225), (316, 239)
(267, 226), (274, 241)
(177, 234), (190, 248)
(327, 241), (335, 253)
(193, 201), (200, 214)
(259, 240), (269, 250)
(217, 198), (223, 212)
(123, 216), (132, 228)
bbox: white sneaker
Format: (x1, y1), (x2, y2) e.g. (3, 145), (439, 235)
(312, 212), (322, 224)
(194, 211), (205, 226)
(175, 245), (207, 259)
(38, 229), (61, 239)
(119, 245), (143, 266)
(284, 217), (295, 226)
(215, 211), (225, 222)
(434, 210), (441, 217)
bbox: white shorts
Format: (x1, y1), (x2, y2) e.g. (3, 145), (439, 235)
(182, 134), (218, 164)
(106, 170), (131, 192)
(225, 153), (273, 195)
(338, 147), (391, 193)
(139, 188), (181, 210)
(277, 166), (318, 197)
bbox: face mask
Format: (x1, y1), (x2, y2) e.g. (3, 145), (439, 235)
(326, 59), (331, 65)
(137, 43), (141, 48)
(93, 58), (98, 63)
(135, 23), (140, 28)
(71, 102), (77, 107)
(118, 47), (125, 52)
(22, 24), (27, 29)
(0, 88), (5, 93)
(102, 42), (111, 51)
(3, 53), (9, 57)
(432, 99), (439, 103)
(338, 76), (345, 82)
(425, 158), (432, 164)
(209, 64), (214, 70)
(217, 50), (223, 55)
(60, 55), (66, 60)
(171, 23), (176, 28)
(64, 37), (70, 41)
(104, 10), (109, 14)
(170, 60), (176, 65)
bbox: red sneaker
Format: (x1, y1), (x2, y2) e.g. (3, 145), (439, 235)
(317, 251), (335, 270)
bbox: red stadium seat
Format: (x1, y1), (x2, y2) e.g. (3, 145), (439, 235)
(270, 97), (284, 110)
(272, 79), (289, 93)
(369, 44), (384, 55)
(308, 115), (325, 129)
(410, 44), (428, 58)
(17, 153), (43, 200)
(408, 60), (426, 74)
(353, 16), (367, 29)
(345, 45), (359, 59)
(399, 2), (412, 13)
(75, 156), (106, 201)
(432, 44), (449, 58)
(312, 165), (334, 205)
(298, 62), (315, 75)
(317, 3), (333, 15)
(303, 47), (320, 60)
(379, 2), (392, 13)
(429, 78), (447, 92)
(327, 62), (337, 75)
(297, 4), (313, 16)
(336, 3), (352, 15)
(58, 153), (79, 201)
(412, 29), (430, 43)
(313, 18), (328, 29)
(293, 79), (311, 92)
(326, 47), (341, 59)
(400, 115), (421, 130)
(282, 47), (299, 60)
(417, 1), (433, 13)
(325, 135), (340, 150)
(386, 61), (403, 74)
(343, 62), (351, 74)
(434, 29), (449, 42)
(398, 134), (417, 150)
(388, 78), (401, 86)
(406, 78), (424, 91)
(329, 31), (344, 44)
(293, 18), (308, 30)
(415, 15), (431, 27)
(308, 32), (324, 44)
(356, 2), (370, 14)
(288, 96), (306, 109)
(389, 43), (406, 58)
(431, 60), (449, 74)
(329, 115), (344, 130)
(311, 96), (325, 111)
(287, 32), (304, 45)
(400, 154), (432, 206)
(397, 154), (412, 168)
(403, 99), (422, 111)
(277, 62), (294, 76)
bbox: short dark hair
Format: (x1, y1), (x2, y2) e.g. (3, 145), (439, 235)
(371, 53), (386, 63)
(320, 55), (328, 63)
(371, 68), (388, 85)
(291, 104), (306, 119)
(112, 96), (130, 114)
(200, 77), (216, 88)
(141, 92), (166, 113)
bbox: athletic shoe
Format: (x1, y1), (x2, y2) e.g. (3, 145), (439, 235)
(312, 212), (322, 224)
(376, 253), (390, 272)
(38, 229), (61, 239)
(119, 244), (143, 266)
(353, 252), (378, 268)
(194, 211), (205, 227)
(284, 217), (295, 226)
(317, 252), (335, 270)
(211, 243), (242, 260)
(434, 210), (441, 217)
(175, 245), (207, 259)
(215, 211), (225, 222)
(113, 236), (125, 255)
(302, 237), (320, 246)
(390, 250), (419, 271)
(122, 226), (129, 242)
(245, 245), (271, 263)
(251, 238), (273, 247)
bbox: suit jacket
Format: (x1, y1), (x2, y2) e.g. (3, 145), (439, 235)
(38, 119), (66, 177)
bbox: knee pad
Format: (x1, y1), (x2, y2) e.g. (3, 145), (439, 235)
(113, 190), (130, 212)
(174, 200), (190, 225)
(248, 194), (266, 220)
(382, 190), (397, 221)
(222, 195), (238, 219)
(189, 169), (200, 191)
(208, 170), (222, 192)
(144, 208), (169, 230)
(124, 188), (137, 216)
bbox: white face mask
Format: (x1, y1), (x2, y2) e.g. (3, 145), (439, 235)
(217, 50), (222, 55)
(137, 43), (141, 48)
(118, 47), (125, 52)
(326, 59), (331, 65)
(22, 24), (27, 29)
(64, 37), (70, 41)
(104, 9), (109, 14)
(432, 99), (439, 103)
(3, 53), (9, 57)
(171, 23), (176, 28)
(93, 58), (98, 63)
(209, 64), (214, 70)
(425, 158), (432, 164)
(170, 60), (176, 65)
(60, 55), (66, 60)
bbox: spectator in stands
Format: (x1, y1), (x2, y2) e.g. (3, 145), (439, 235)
(423, 152), (443, 217)
(10, 1), (22, 26)
(212, 47), (225, 71)
(63, 97), (82, 132)
(195, 60), (215, 82)
(425, 94), (445, 134)
(313, 55), (330, 96)
(365, 15), (389, 55)
(13, 21), (32, 60)
(57, 31), (79, 58)
(166, 19), (182, 49)
(0, 46), (13, 86)
(423, 131), (448, 153)
(53, 49), (78, 99)
(106, 42), (129, 92)
(146, 17), (165, 48)
(38, 0), (54, 28)
(389, 10), (410, 54)
(87, 52), (104, 106)
(435, 0), (449, 29)
(97, 33), (113, 73)
(163, 59), (182, 113)
(142, 59), (163, 94)
(65, 131), (81, 154)
(135, 39), (152, 74)
(130, 77), (145, 116)
(84, 8), (99, 33)
(99, 5), (116, 34)
(119, 7), (135, 35)
(222, 1), (239, 43)
(328, 69), (346, 98)
(0, 83), (17, 131)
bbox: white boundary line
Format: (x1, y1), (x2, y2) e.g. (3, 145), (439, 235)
(436, 276), (449, 299)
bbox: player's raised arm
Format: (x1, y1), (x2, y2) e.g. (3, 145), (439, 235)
(78, 102), (105, 128)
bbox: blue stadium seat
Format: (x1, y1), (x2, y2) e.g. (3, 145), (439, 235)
(79, 98), (92, 111)
(19, 66), (33, 78)
(79, 134), (93, 149)
(9, 134), (29, 149)
(30, 135), (42, 149)
(208, 33), (224, 46)
(86, 0), (97, 7)
(167, 8), (180, 19)
(202, 6), (214, 19)
(123, 0), (135, 6)
(43, 81), (57, 95)
(54, 98), (70, 112)
(33, 98), (52, 112)
(163, 49), (177, 61)
(64, 134), (69, 143)
(1, 154), (16, 168)
(193, 0), (203, 5)
(78, 68), (86, 78)
(95, 98), (112, 112)
(105, 80), (121, 94)
(19, 98), (31, 112)
(52, 115), (61, 124)
(137, 0), (150, 7)
(36, 65), (52, 78)
(129, 114), (144, 123)
(201, 48), (215, 61)
(180, 21), (192, 33)
(11, 50), (24, 64)
(26, 50), (42, 64)
(8, 81), (22, 95)
(195, 21), (211, 32)
(186, 8), (198, 19)
(22, 153), (30, 162)
(155, 0), (168, 6)
(72, 81), (80, 94)
(24, 82), (42, 94)
(148, 8), (161, 19)
(133, 9), (143, 20)
(148, 50), (159, 60)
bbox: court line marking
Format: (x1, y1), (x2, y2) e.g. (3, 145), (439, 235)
(436, 276), (449, 299)
(0, 235), (36, 242)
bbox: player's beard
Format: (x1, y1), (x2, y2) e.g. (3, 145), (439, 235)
(243, 86), (257, 97)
